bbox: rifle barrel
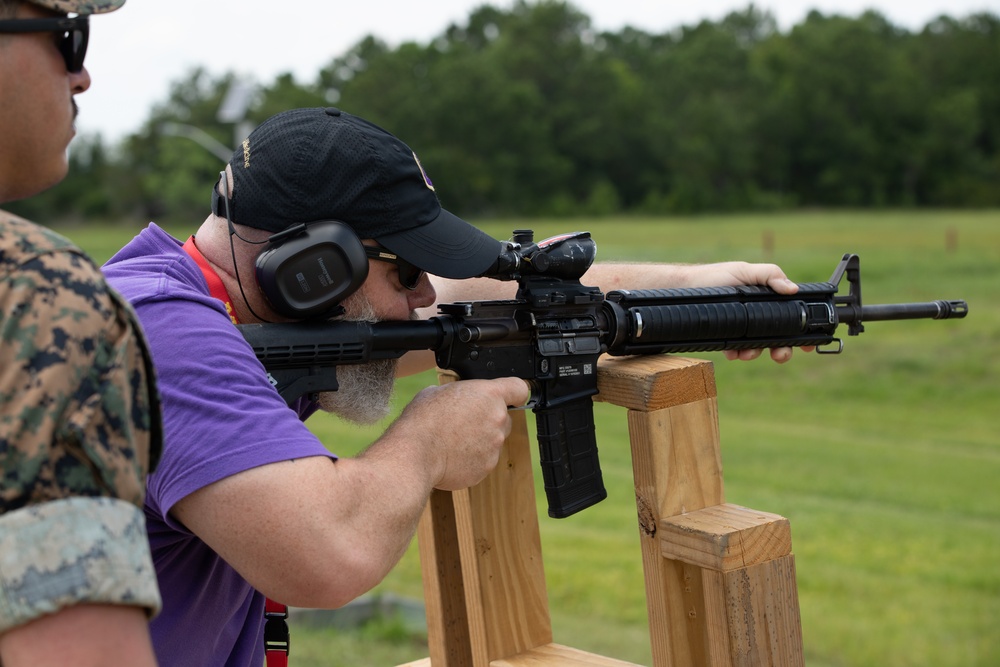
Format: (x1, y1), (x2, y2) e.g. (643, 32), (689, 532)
(839, 300), (969, 324)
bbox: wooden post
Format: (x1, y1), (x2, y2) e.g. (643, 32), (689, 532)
(407, 373), (555, 667)
(597, 356), (803, 667)
(596, 356), (726, 666)
(399, 356), (804, 667)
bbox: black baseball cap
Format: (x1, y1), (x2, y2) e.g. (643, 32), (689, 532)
(214, 107), (501, 279)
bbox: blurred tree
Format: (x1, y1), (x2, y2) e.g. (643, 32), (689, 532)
(11, 2), (998, 223)
(908, 13), (1000, 205)
(752, 10), (922, 206)
(638, 7), (781, 212)
(121, 68), (243, 224)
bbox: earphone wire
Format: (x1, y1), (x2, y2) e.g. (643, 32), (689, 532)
(219, 171), (275, 323)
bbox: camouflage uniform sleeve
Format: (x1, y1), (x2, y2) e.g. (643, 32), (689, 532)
(0, 213), (162, 630)
(0, 497), (160, 633)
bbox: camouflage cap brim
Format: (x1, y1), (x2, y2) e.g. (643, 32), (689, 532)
(25, 0), (125, 14)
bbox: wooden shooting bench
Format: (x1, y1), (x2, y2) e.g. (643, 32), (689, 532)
(397, 356), (804, 667)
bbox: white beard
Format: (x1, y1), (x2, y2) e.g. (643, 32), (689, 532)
(314, 290), (397, 425)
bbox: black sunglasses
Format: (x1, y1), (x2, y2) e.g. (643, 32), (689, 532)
(0, 15), (90, 73)
(364, 246), (425, 291)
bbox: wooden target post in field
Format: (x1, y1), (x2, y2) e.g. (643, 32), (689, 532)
(398, 356), (804, 667)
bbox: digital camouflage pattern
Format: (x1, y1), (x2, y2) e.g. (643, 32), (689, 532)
(24, 0), (124, 15)
(0, 497), (161, 632)
(0, 210), (162, 630)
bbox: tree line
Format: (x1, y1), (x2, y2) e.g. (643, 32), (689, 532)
(9, 1), (999, 224)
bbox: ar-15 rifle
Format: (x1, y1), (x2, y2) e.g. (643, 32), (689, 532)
(238, 230), (968, 519)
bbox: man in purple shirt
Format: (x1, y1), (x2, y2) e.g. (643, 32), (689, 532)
(104, 107), (805, 666)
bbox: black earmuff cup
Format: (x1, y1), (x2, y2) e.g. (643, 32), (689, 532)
(255, 221), (369, 320)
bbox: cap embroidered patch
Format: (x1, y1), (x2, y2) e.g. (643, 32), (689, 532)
(413, 153), (435, 192)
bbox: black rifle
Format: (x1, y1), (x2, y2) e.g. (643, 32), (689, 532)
(238, 230), (968, 518)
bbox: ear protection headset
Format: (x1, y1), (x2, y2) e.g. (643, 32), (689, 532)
(215, 172), (369, 320)
(254, 220), (370, 320)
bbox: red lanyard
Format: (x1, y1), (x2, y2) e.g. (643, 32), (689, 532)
(182, 236), (239, 325)
(182, 235), (291, 666)
(263, 598), (291, 667)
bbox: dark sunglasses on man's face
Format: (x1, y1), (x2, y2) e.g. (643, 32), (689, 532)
(364, 246), (425, 291)
(0, 15), (90, 73)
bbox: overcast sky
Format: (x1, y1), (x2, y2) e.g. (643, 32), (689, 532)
(77, 0), (998, 143)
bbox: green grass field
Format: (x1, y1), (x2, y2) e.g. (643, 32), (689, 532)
(72, 210), (999, 666)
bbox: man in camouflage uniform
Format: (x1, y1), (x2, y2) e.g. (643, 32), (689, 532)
(0, 0), (162, 664)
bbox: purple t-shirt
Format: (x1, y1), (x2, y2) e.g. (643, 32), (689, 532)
(103, 223), (334, 667)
